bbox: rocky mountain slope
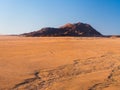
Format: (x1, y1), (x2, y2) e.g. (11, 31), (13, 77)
(22, 22), (102, 37)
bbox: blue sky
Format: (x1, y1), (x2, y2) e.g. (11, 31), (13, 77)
(0, 0), (120, 35)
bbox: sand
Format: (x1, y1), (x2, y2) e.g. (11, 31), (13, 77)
(0, 36), (120, 90)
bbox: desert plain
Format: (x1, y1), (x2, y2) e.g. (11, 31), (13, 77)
(0, 36), (120, 90)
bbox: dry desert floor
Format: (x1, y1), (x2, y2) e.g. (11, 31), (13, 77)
(0, 36), (120, 90)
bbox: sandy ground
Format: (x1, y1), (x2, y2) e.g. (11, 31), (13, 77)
(0, 36), (120, 90)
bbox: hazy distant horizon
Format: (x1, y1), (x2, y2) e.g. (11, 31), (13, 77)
(0, 0), (120, 35)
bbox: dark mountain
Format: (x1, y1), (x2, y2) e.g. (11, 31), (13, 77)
(22, 22), (102, 37)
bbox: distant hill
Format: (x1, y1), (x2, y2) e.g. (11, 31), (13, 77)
(22, 22), (102, 37)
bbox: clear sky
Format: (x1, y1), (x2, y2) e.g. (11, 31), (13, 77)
(0, 0), (120, 35)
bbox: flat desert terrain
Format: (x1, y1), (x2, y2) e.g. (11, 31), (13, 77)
(0, 36), (120, 90)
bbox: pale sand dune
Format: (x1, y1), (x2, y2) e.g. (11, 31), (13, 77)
(0, 36), (120, 90)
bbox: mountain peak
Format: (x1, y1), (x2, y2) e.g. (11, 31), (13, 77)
(22, 22), (102, 37)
